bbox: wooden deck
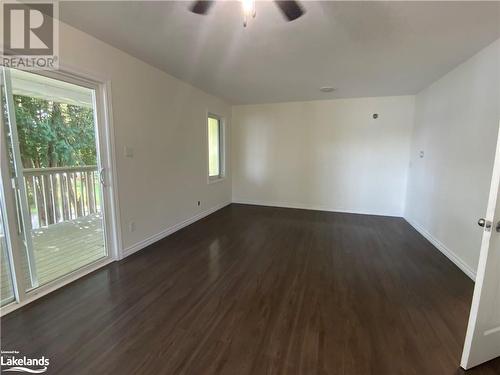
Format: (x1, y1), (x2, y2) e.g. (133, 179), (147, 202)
(1, 214), (105, 305)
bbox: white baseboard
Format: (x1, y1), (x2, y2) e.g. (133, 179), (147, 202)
(404, 217), (476, 281)
(121, 202), (231, 259)
(232, 199), (402, 218)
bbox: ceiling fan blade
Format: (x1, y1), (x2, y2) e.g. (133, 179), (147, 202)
(274, 1), (304, 21)
(190, 0), (214, 15)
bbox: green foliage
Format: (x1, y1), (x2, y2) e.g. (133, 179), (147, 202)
(14, 95), (96, 168)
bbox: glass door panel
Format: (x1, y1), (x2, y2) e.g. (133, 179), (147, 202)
(0, 197), (15, 307)
(2, 67), (108, 291)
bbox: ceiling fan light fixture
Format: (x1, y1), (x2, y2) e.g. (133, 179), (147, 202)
(241, 0), (256, 27)
(189, 1), (304, 24)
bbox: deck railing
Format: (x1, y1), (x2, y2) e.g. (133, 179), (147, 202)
(22, 166), (101, 229)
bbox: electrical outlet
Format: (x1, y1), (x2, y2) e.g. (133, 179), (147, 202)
(128, 221), (136, 232)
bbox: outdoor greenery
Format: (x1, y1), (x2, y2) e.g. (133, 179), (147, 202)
(4, 95), (100, 227)
(14, 95), (97, 168)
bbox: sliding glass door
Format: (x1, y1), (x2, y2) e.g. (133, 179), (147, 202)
(0, 67), (111, 303)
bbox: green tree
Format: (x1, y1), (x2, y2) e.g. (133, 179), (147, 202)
(11, 95), (98, 226)
(14, 95), (97, 168)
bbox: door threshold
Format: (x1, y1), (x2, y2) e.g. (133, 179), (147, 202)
(0, 257), (115, 316)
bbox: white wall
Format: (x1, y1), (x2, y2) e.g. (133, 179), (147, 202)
(232, 96), (415, 216)
(58, 19), (499, 280)
(405, 39), (500, 278)
(58, 22), (232, 256)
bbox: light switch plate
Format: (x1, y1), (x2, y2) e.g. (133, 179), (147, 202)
(128, 221), (135, 232)
(124, 146), (134, 158)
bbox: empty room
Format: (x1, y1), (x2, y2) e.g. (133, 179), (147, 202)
(0, 1), (499, 374)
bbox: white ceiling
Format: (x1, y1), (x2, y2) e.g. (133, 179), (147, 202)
(60, 1), (500, 104)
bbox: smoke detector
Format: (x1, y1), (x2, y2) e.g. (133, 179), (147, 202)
(320, 86), (335, 93)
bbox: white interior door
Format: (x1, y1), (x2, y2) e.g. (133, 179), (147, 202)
(461, 122), (500, 369)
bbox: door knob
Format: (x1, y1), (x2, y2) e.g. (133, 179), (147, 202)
(496, 221), (500, 233)
(478, 218), (492, 229)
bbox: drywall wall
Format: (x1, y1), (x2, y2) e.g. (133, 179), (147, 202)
(232, 96), (415, 216)
(405, 39), (500, 278)
(58, 22), (232, 256)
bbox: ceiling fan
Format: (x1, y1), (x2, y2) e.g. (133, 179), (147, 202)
(190, 0), (305, 27)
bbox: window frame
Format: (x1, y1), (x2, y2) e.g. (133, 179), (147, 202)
(207, 113), (225, 183)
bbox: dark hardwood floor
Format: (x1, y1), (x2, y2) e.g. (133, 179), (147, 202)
(1, 204), (499, 374)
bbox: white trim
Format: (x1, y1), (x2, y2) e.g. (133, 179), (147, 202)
(404, 217), (476, 281)
(122, 202), (231, 258)
(0, 257), (114, 316)
(232, 199), (402, 218)
(99, 80), (123, 261)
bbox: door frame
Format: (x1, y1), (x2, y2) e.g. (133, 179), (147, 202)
(0, 65), (122, 316)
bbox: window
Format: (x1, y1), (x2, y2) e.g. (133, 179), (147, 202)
(208, 115), (224, 181)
